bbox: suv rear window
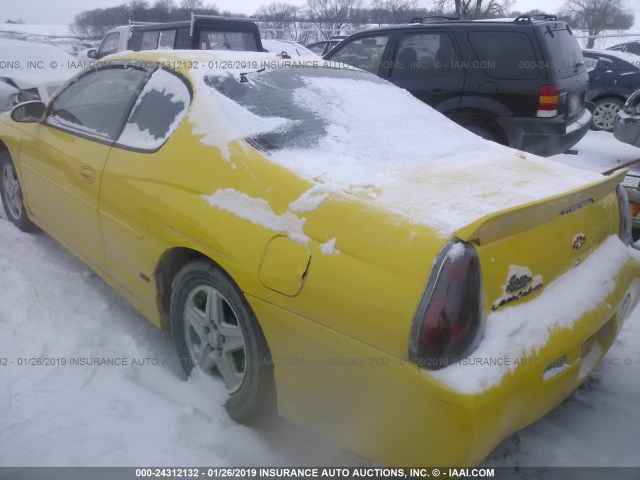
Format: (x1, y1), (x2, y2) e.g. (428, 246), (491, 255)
(538, 26), (585, 79)
(199, 31), (258, 51)
(468, 31), (537, 80)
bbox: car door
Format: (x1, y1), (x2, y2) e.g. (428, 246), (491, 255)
(99, 67), (192, 314)
(18, 64), (149, 268)
(386, 30), (464, 111)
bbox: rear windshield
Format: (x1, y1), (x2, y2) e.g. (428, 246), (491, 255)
(538, 25), (586, 79)
(206, 67), (387, 152)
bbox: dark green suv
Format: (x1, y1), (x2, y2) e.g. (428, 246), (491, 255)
(324, 15), (591, 157)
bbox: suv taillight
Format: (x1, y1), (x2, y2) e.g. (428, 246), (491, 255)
(537, 85), (559, 118)
(409, 241), (484, 370)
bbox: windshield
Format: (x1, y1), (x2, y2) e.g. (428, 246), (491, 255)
(206, 66), (388, 152)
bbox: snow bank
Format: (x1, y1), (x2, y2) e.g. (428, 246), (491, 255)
(0, 216), (349, 466)
(0, 24), (74, 37)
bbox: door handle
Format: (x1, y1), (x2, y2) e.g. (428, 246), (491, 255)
(79, 166), (95, 184)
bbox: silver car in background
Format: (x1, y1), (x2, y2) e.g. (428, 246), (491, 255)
(0, 39), (80, 112)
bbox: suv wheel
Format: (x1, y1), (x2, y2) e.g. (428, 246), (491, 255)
(591, 97), (624, 132)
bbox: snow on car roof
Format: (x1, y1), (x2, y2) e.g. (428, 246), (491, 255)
(0, 39), (80, 86)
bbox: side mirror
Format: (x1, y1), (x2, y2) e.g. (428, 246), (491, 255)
(11, 101), (46, 123)
(87, 49), (97, 59)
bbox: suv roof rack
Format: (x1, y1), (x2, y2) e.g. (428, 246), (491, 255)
(513, 14), (558, 24)
(128, 20), (161, 26)
(409, 16), (459, 24)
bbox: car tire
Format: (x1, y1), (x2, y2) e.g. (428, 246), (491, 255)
(591, 97), (624, 132)
(170, 259), (276, 423)
(0, 150), (36, 232)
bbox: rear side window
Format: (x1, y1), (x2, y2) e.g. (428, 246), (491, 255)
(390, 32), (462, 80)
(141, 31), (160, 50)
(468, 31), (537, 80)
(538, 26), (585, 79)
(158, 30), (177, 49)
(330, 35), (389, 74)
(199, 31), (258, 51)
(117, 68), (191, 151)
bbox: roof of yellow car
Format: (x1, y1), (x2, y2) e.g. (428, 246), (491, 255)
(101, 49), (355, 76)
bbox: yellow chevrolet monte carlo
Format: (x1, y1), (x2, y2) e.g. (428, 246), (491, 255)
(1, 50), (640, 466)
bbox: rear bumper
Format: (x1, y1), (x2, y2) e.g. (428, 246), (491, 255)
(614, 111), (640, 148)
(498, 109), (591, 157)
(254, 239), (640, 467)
(463, 266), (640, 465)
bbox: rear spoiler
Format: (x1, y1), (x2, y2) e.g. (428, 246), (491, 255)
(455, 170), (627, 245)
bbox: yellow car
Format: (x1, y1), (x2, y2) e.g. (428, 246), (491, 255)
(1, 50), (639, 467)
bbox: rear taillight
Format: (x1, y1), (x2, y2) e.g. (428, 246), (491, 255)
(616, 185), (632, 245)
(409, 241), (484, 370)
(537, 85), (559, 118)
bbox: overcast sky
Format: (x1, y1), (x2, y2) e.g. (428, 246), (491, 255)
(2, 0), (639, 26)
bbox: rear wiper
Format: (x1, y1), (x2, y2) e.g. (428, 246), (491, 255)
(239, 67), (266, 83)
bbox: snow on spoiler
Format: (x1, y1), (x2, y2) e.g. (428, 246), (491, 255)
(454, 170), (627, 246)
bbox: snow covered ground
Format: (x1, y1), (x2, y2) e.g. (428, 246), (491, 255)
(0, 130), (639, 469)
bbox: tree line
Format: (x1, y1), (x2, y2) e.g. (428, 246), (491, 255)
(70, 0), (634, 47)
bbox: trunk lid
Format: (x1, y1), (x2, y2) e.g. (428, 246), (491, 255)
(458, 170), (625, 314)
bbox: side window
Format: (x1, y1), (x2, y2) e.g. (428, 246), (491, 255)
(468, 31), (538, 80)
(199, 31), (258, 51)
(330, 35), (389, 73)
(158, 30), (176, 49)
(595, 58), (615, 71)
(47, 66), (148, 141)
(117, 69), (190, 151)
(141, 31), (160, 50)
(584, 56), (598, 72)
(98, 32), (120, 57)
(390, 32), (461, 80)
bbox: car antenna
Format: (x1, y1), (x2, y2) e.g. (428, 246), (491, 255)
(239, 67), (266, 83)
